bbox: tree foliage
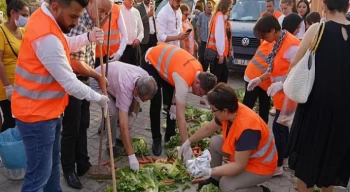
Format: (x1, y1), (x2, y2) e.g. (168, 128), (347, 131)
(0, 0), (7, 20)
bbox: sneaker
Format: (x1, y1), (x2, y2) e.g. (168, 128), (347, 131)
(152, 138), (162, 156)
(198, 177), (219, 191)
(273, 166), (284, 176)
(283, 158), (289, 168)
(269, 107), (276, 116)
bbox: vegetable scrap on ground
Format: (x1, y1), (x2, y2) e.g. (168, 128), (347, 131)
(105, 88), (260, 191)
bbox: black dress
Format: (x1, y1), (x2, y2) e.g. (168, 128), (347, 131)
(287, 21), (350, 188)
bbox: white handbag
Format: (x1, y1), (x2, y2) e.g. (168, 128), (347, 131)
(283, 22), (325, 103)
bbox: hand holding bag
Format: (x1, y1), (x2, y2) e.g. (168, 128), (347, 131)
(283, 22), (325, 103)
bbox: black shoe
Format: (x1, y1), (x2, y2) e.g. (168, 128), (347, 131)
(115, 139), (124, 147)
(77, 163), (91, 176)
(198, 177), (219, 191)
(152, 138), (162, 156)
(107, 146), (121, 158)
(64, 172), (82, 189)
(260, 185), (271, 192)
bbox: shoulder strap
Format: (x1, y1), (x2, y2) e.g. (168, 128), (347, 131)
(0, 26), (18, 58)
(309, 22), (325, 53)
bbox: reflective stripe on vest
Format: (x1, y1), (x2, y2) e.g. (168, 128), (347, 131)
(250, 50), (268, 72)
(156, 45), (181, 79)
(14, 84), (65, 100)
(250, 135), (276, 163)
(15, 65), (56, 84)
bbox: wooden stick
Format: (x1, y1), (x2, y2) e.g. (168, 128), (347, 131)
(95, 2), (117, 192)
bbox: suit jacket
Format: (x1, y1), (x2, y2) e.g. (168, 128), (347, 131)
(136, 3), (156, 44)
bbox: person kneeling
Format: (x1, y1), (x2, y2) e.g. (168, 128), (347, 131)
(179, 83), (277, 192)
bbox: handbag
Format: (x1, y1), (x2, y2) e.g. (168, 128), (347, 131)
(283, 22), (325, 103)
(0, 26), (18, 58)
(204, 18), (217, 63)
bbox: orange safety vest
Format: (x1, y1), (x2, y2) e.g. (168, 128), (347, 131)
(146, 43), (203, 86)
(221, 103), (278, 175)
(182, 20), (194, 55)
(11, 8), (70, 123)
(96, 4), (121, 58)
(207, 12), (229, 57)
(260, 10), (282, 19)
(244, 41), (274, 91)
(270, 32), (300, 110)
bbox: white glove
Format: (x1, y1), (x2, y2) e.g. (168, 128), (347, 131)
(97, 95), (110, 116)
(178, 139), (193, 163)
(247, 77), (261, 91)
(267, 81), (283, 96)
(193, 167), (212, 178)
(4, 85), (13, 101)
(128, 154), (139, 172)
(169, 104), (176, 120)
(89, 27), (104, 44)
(109, 52), (121, 62)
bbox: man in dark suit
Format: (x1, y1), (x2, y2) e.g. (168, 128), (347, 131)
(136, 0), (157, 57)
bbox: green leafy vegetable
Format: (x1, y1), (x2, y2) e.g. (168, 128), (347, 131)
(199, 184), (220, 192)
(131, 137), (150, 156)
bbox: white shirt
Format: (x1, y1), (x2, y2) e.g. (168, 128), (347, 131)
(278, 15), (285, 26)
(214, 14), (226, 56)
(115, 8), (128, 55)
(296, 20), (305, 39)
(121, 3), (144, 45)
(143, 2), (155, 34)
(156, 2), (182, 47)
(32, 3), (101, 102)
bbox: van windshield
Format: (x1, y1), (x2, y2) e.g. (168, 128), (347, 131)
(230, 0), (279, 21)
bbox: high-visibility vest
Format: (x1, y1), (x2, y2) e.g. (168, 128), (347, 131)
(260, 10), (282, 19)
(221, 103), (278, 175)
(11, 8), (70, 123)
(207, 12), (229, 57)
(270, 32), (300, 110)
(146, 43), (203, 86)
(96, 4), (121, 58)
(244, 41), (274, 91)
(182, 20), (194, 55)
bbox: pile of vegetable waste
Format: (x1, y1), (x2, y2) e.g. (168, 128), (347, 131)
(199, 183), (220, 192)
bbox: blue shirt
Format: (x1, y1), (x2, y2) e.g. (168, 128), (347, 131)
(196, 12), (212, 42)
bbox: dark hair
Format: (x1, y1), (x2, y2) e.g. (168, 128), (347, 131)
(297, 0), (310, 19)
(49, 0), (89, 8)
(197, 72), (217, 93)
(266, 0), (275, 4)
(323, 0), (348, 13)
(207, 83), (239, 113)
(253, 14), (281, 39)
(6, 0), (28, 18)
(214, 0), (232, 15)
(282, 13), (303, 34)
(305, 12), (321, 25)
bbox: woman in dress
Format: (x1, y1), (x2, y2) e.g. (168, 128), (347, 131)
(287, 0), (350, 191)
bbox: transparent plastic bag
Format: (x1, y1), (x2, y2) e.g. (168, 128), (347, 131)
(277, 96), (297, 128)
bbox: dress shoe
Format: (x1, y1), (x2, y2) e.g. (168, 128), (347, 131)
(198, 177), (219, 191)
(152, 138), (162, 156)
(64, 172), (82, 189)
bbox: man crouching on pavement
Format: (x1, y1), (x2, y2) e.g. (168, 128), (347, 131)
(90, 61), (157, 172)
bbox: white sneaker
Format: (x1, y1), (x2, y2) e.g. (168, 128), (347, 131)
(273, 166), (284, 176)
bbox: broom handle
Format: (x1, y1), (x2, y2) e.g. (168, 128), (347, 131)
(95, 3), (117, 192)
(105, 12), (112, 77)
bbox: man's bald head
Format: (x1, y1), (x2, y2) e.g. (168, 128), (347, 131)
(86, 0), (113, 25)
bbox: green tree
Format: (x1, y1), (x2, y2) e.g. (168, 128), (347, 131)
(0, 0), (7, 20)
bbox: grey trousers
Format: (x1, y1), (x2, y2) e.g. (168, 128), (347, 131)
(210, 135), (273, 192)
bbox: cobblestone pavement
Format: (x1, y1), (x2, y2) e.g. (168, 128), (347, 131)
(0, 72), (348, 192)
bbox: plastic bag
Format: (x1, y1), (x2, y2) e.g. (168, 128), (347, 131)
(277, 96), (297, 128)
(0, 127), (27, 169)
(186, 149), (211, 177)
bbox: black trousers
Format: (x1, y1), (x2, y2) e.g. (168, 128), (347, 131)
(61, 85), (91, 174)
(210, 57), (229, 83)
(0, 100), (15, 132)
(95, 55), (108, 69)
(120, 45), (139, 66)
(273, 110), (289, 167)
(242, 82), (270, 123)
(198, 41), (209, 71)
(141, 57), (176, 141)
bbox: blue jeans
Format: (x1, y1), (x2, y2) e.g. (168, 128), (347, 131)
(17, 118), (62, 192)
